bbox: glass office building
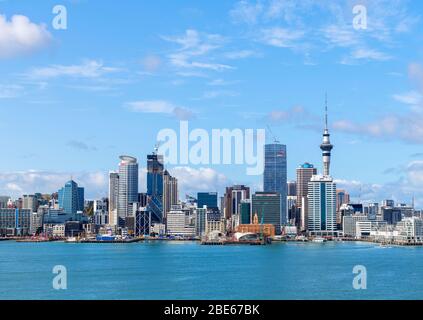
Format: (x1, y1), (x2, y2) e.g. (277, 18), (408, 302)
(197, 192), (218, 209)
(263, 143), (287, 225)
(58, 180), (84, 215)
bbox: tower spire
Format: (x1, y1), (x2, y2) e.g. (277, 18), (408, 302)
(325, 92), (328, 130)
(320, 94), (333, 176)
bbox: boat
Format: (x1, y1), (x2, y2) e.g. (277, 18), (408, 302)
(312, 237), (327, 243)
(65, 237), (78, 243)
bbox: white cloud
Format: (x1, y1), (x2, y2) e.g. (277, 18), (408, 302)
(0, 84), (24, 98)
(335, 160), (423, 208)
(169, 166), (230, 196)
(393, 91), (422, 106)
(26, 60), (122, 79)
(0, 14), (52, 58)
(126, 100), (195, 120)
(162, 29), (233, 73)
(230, 0), (263, 25)
(0, 170), (108, 199)
(224, 50), (257, 59)
(260, 27), (304, 48)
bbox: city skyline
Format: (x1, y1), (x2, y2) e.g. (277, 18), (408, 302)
(0, 1), (423, 207)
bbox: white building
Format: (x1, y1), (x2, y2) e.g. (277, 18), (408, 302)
(395, 217), (423, 244)
(355, 220), (387, 239)
(307, 175), (337, 236)
(342, 214), (368, 238)
(166, 205), (195, 237)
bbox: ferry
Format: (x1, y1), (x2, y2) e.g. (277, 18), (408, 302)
(312, 237), (327, 243)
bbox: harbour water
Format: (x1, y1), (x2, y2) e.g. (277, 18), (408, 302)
(0, 240), (422, 300)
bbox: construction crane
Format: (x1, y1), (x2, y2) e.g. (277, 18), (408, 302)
(266, 125), (280, 144)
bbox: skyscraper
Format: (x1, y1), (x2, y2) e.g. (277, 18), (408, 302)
(163, 170), (178, 221)
(252, 192), (282, 233)
(197, 192), (218, 209)
(296, 162), (317, 231)
(287, 181), (297, 197)
(223, 185), (250, 220)
(147, 151), (164, 222)
(108, 171), (119, 226)
(58, 180), (84, 215)
(117, 156), (138, 227)
(308, 97), (337, 236)
(263, 143), (287, 225)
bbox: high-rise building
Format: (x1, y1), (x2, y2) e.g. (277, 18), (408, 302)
(195, 206), (207, 237)
(22, 195), (38, 212)
(336, 189), (350, 212)
(163, 170), (178, 220)
(147, 151), (164, 223)
(197, 192), (218, 209)
(336, 189), (350, 226)
(239, 199), (252, 224)
(252, 192), (282, 234)
(296, 162), (317, 231)
(223, 185), (250, 219)
(117, 156), (139, 227)
(58, 180), (84, 215)
(308, 175), (337, 235)
(287, 181), (297, 197)
(263, 143), (287, 225)
(308, 96), (337, 236)
(108, 171), (119, 226)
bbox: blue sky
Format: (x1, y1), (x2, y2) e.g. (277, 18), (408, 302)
(0, 0), (422, 207)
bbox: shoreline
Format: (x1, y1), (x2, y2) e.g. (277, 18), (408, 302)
(2, 237), (423, 247)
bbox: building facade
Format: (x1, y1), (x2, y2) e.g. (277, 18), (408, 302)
(263, 143), (287, 225)
(117, 156), (138, 227)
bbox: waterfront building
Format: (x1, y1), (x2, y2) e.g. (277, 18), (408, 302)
(251, 192), (282, 234)
(307, 175), (337, 235)
(197, 192), (218, 209)
(395, 217), (423, 244)
(235, 213), (275, 238)
(108, 171), (119, 227)
(58, 180), (84, 215)
(359, 220), (388, 239)
(296, 162), (317, 231)
(263, 143), (287, 225)
(163, 170), (178, 221)
(205, 218), (226, 235)
(342, 214), (368, 238)
(117, 156), (139, 227)
(0, 208), (31, 236)
(166, 205), (195, 237)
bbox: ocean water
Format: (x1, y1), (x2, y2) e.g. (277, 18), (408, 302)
(0, 240), (422, 300)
